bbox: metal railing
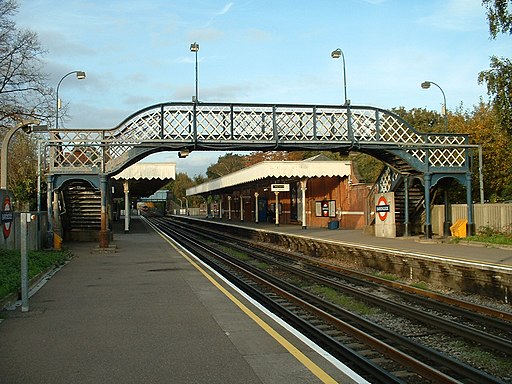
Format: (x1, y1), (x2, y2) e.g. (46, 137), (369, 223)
(47, 102), (471, 176)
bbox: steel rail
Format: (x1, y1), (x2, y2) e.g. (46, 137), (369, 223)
(150, 217), (504, 384)
(147, 218), (400, 384)
(167, 217), (512, 354)
(173, 215), (512, 324)
(250, 247), (512, 353)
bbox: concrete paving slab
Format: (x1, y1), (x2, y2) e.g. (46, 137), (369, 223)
(246, 353), (328, 384)
(0, 223), (262, 383)
(0, 217), (359, 384)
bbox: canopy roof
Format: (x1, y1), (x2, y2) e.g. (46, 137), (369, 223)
(112, 162), (176, 198)
(113, 162), (176, 180)
(187, 156), (351, 196)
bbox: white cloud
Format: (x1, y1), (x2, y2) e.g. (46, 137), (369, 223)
(15, 0), (500, 176)
(217, 2), (234, 15)
(418, 0), (485, 31)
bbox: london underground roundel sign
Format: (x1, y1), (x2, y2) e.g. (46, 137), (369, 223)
(2, 196), (12, 238)
(376, 196), (390, 222)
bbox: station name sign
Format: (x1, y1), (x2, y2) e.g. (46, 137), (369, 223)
(271, 183), (290, 192)
(375, 205), (390, 213)
(1, 211), (13, 223)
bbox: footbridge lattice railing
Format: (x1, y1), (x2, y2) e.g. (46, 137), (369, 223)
(48, 102), (471, 176)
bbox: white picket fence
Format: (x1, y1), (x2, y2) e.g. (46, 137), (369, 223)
(432, 203), (512, 235)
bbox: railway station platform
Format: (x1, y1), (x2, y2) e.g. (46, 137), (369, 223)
(0, 217), (361, 384)
(188, 216), (512, 269)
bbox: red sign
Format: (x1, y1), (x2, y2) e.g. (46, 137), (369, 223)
(3, 196), (12, 238)
(322, 201), (329, 217)
(376, 196), (389, 222)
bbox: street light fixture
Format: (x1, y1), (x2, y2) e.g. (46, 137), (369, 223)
(331, 48), (349, 105)
(56, 70), (86, 129)
(190, 42), (199, 103)
(421, 80), (447, 132)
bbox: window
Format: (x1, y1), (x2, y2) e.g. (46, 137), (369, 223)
(315, 200), (336, 218)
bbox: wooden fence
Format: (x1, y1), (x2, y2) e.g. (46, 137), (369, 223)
(432, 203), (512, 236)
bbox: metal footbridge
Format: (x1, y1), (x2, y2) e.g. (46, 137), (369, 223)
(47, 102), (477, 242)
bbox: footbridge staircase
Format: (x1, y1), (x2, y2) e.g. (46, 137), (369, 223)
(60, 180), (102, 241)
(368, 166), (432, 236)
(46, 102), (477, 244)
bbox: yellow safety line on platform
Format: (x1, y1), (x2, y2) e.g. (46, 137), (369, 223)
(160, 234), (338, 384)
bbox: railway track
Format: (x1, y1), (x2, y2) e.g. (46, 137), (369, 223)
(147, 216), (512, 383)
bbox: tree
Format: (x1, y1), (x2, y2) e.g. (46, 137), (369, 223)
(243, 151), (303, 167)
(392, 106), (447, 133)
(478, 57), (512, 136)
(300, 150), (345, 161)
(458, 102), (512, 201)
(206, 153), (246, 179)
(479, 0), (512, 136)
(8, 133), (37, 209)
(165, 172), (194, 200)
(483, 0), (512, 38)
(0, 0), (52, 127)
(193, 174), (206, 185)
(0, 0), (53, 208)
(350, 153), (383, 183)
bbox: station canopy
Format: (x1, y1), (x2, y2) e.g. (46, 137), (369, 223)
(187, 155), (352, 196)
(112, 162), (176, 198)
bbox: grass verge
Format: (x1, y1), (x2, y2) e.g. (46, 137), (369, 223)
(451, 226), (512, 246)
(0, 248), (72, 301)
(465, 233), (512, 245)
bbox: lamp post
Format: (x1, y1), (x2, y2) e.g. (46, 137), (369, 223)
(56, 70), (86, 129)
(190, 42), (199, 102)
(421, 80), (447, 132)
(1, 120), (40, 190)
(331, 48), (349, 105)
(421, 80), (451, 237)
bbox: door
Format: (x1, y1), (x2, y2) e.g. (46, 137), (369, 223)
(258, 197), (267, 222)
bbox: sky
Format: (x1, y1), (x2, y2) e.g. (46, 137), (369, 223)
(16, 0), (509, 177)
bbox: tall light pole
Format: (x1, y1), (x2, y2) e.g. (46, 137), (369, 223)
(421, 80), (451, 237)
(56, 70), (86, 129)
(190, 42), (199, 102)
(1, 120), (41, 190)
(331, 48), (349, 105)
(421, 80), (447, 132)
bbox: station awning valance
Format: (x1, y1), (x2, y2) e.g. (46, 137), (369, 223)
(112, 162), (176, 198)
(187, 158), (351, 196)
(113, 163), (176, 181)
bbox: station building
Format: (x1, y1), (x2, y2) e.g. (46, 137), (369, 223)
(186, 155), (371, 230)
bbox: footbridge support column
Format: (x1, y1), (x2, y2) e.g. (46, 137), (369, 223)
(443, 187), (452, 238)
(300, 178), (307, 229)
(403, 176), (410, 237)
(254, 192), (259, 223)
(423, 173), (432, 239)
(466, 173), (476, 236)
(123, 180), (130, 233)
(99, 174), (110, 248)
(46, 175), (54, 248)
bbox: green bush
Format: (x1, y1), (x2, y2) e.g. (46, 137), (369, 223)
(0, 249), (71, 300)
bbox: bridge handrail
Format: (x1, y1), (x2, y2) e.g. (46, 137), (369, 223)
(47, 102), (471, 174)
(50, 102), (469, 141)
